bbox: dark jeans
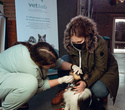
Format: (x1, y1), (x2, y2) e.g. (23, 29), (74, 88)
(58, 55), (109, 98)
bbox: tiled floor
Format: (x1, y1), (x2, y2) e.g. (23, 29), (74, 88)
(105, 53), (125, 110)
(104, 73), (125, 110)
(25, 53), (125, 110)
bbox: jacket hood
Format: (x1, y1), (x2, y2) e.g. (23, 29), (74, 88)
(64, 15), (98, 53)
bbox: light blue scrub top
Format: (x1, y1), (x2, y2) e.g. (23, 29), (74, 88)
(0, 44), (63, 91)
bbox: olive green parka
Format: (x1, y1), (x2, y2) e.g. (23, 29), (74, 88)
(63, 15), (119, 104)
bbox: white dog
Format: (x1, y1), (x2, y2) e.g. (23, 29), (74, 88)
(63, 84), (106, 110)
(63, 71), (106, 110)
(63, 87), (92, 110)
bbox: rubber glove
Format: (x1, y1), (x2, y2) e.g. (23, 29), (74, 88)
(71, 65), (83, 75)
(58, 75), (74, 84)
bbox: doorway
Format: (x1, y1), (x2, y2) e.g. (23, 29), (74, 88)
(112, 17), (125, 53)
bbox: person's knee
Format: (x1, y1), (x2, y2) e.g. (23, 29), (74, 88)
(1, 74), (38, 110)
(23, 74), (38, 94)
(15, 74), (38, 103)
(15, 74), (38, 97)
(91, 86), (108, 98)
(90, 80), (109, 98)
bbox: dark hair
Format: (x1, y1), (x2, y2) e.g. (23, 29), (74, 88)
(70, 19), (86, 37)
(13, 42), (58, 66)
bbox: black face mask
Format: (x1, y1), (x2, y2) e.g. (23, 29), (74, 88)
(73, 42), (85, 50)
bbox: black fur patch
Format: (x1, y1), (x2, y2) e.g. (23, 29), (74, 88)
(89, 96), (106, 110)
(78, 96), (91, 110)
(100, 52), (104, 56)
(78, 95), (106, 110)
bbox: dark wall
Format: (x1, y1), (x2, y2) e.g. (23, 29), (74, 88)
(57, 0), (125, 55)
(91, 0), (125, 52)
(57, 0), (77, 57)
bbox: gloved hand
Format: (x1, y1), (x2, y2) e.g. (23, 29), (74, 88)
(58, 75), (74, 84)
(71, 65), (83, 75)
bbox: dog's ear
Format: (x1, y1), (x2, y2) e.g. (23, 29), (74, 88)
(78, 96), (91, 110)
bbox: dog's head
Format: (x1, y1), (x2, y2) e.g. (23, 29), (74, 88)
(70, 71), (89, 81)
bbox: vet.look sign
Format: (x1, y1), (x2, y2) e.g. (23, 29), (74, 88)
(15, 0), (58, 50)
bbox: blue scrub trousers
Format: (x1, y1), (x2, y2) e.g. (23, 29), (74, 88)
(0, 73), (38, 110)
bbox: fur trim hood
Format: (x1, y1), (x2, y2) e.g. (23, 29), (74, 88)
(64, 15), (98, 53)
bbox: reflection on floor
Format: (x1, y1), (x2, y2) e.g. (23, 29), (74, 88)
(24, 53), (125, 110)
(104, 73), (125, 110)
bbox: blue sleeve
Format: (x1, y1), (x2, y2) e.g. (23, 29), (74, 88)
(52, 58), (64, 69)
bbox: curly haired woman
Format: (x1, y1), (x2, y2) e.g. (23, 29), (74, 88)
(52, 15), (119, 105)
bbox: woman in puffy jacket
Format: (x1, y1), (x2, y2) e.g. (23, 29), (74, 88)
(52, 15), (119, 105)
(64, 15), (119, 104)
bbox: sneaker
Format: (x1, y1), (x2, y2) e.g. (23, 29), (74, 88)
(18, 102), (29, 110)
(51, 89), (64, 105)
(0, 103), (29, 110)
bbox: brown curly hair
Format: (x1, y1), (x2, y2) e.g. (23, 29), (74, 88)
(64, 15), (98, 53)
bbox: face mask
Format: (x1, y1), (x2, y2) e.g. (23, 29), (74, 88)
(73, 42), (85, 50)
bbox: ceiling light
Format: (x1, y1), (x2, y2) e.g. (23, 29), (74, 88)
(119, 0), (124, 3)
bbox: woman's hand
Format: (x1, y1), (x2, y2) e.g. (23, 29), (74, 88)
(73, 81), (86, 94)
